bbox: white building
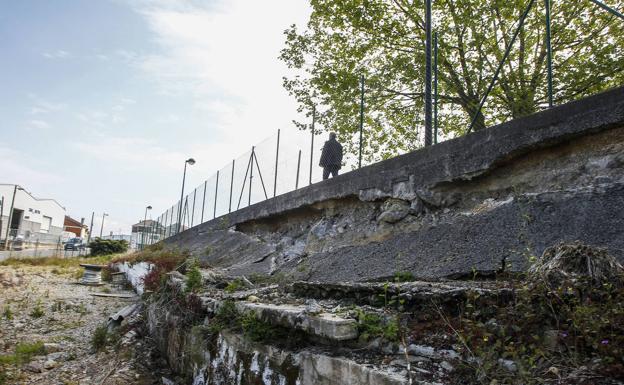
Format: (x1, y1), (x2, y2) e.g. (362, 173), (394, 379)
(0, 184), (66, 247)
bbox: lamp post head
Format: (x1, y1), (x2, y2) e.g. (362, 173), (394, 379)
(186, 158), (196, 165)
(147, 205), (152, 210)
(103, 213), (108, 217)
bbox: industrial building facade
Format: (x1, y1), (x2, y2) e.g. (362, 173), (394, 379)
(0, 184), (66, 247)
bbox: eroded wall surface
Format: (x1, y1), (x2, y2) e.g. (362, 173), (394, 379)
(165, 87), (624, 282)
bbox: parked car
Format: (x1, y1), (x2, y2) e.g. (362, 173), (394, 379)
(64, 237), (85, 250)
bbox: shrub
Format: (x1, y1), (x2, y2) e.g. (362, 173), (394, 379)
(29, 301), (44, 318)
(2, 306), (12, 320)
(91, 325), (108, 351)
(89, 238), (128, 256)
(357, 311), (399, 342)
(0, 341), (46, 365)
(224, 279), (247, 293)
(185, 264), (203, 294)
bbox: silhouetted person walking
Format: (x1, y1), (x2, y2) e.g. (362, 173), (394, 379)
(319, 132), (343, 180)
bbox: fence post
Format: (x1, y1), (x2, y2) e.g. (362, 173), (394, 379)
(190, 189), (196, 227)
(309, 106), (315, 185)
(213, 170), (219, 219)
(249, 147), (255, 206)
(433, 31), (439, 144)
(424, 0), (433, 147)
(545, 0), (553, 107)
(295, 149), (302, 189)
(201, 180), (207, 223)
(358, 75), (364, 168)
(229, 159), (235, 213)
(274, 129), (280, 197)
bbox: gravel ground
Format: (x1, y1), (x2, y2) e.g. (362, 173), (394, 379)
(0, 265), (172, 385)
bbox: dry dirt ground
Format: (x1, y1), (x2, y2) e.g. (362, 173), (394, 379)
(0, 264), (172, 385)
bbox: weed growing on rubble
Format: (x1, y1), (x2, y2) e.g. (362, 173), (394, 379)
(29, 301), (44, 318)
(185, 259), (203, 294)
(224, 278), (247, 293)
(356, 310), (400, 342)
(0, 341), (46, 365)
(91, 325), (108, 351)
(2, 306), (12, 320)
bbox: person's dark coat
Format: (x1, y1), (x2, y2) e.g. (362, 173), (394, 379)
(319, 138), (343, 168)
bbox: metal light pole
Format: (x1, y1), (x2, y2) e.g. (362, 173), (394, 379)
(424, 0), (433, 147)
(4, 185), (20, 250)
(358, 75), (365, 168)
(99, 213), (108, 238)
(545, 0), (553, 108)
(141, 205), (152, 250)
(87, 212), (94, 244)
(177, 158), (196, 234)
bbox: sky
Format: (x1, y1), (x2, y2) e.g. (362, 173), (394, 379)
(0, 0), (312, 235)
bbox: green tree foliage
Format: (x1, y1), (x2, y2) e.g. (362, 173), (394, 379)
(89, 238), (128, 256)
(280, 0), (624, 162)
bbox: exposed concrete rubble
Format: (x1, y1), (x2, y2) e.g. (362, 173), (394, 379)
(135, 88), (624, 384)
(0, 265), (173, 385)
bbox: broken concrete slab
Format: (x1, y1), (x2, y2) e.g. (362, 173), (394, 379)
(235, 301), (359, 341)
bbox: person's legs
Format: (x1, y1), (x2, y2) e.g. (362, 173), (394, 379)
(330, 166), (339, 178)
(322, 167), (330, 180)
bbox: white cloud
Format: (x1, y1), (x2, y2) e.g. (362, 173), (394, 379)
(133, 0), (311, 149)
(27, 119), (50, 129)
(42, 50), (70, 59)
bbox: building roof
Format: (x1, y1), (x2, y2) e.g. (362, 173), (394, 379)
(0, 183), (66, 210)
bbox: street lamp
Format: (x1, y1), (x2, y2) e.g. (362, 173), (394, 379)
(141, 205), (152, 250)
(177, 158), (195, 233)
(3, 185), (23, 250)
(99, 213), (108, 238)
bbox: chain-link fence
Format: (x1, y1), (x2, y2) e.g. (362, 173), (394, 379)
(144, 0), (623, 245)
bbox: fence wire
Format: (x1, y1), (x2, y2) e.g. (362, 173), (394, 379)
(144, 0), (623, 245)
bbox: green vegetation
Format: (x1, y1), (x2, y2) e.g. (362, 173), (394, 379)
(224, 278), (247, 293)
(0, 254), (118, 268)
(185, 263), (203, 294)
(280, 0), (624, 161)
(29, 301), (44, 318)
(89, 238), (128, 256)
(393, 271), (415, 282)
(449, 278), (624, 383)
(356, 310), (399, 342)
(207, 300), (241, 335)
(2, 306), (13, 321)
(0, 341), (46, 365)
(91, 325), (108, 351)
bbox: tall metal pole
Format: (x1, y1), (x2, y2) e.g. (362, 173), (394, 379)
(87, 211), (94, 243)
(3, 185), (17, 250)
(273, 129), (280, 197)
(295, 150), (302, 189)
(309, 106), (315, 185)
(213, 170), (219, 219)
(142, 206), (150, 250)
(358, 75), (365, 168)
(190, 189), (196, 227)
(0, 196), (4, 247)
(177, 162), (188, 234)
(424, 0), (433, 147)
(229, 159), (235, 213)
(200, 180), (207, 223)
(99, 213), (107, 238)
(545, 0), (553, 108)
(248, 147), (255, 206)
(433, 31), (439, 144)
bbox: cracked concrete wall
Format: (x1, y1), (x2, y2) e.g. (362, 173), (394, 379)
(165, 87), (624, 282)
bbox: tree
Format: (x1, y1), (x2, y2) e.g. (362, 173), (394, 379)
(280, 0), (624, 163)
